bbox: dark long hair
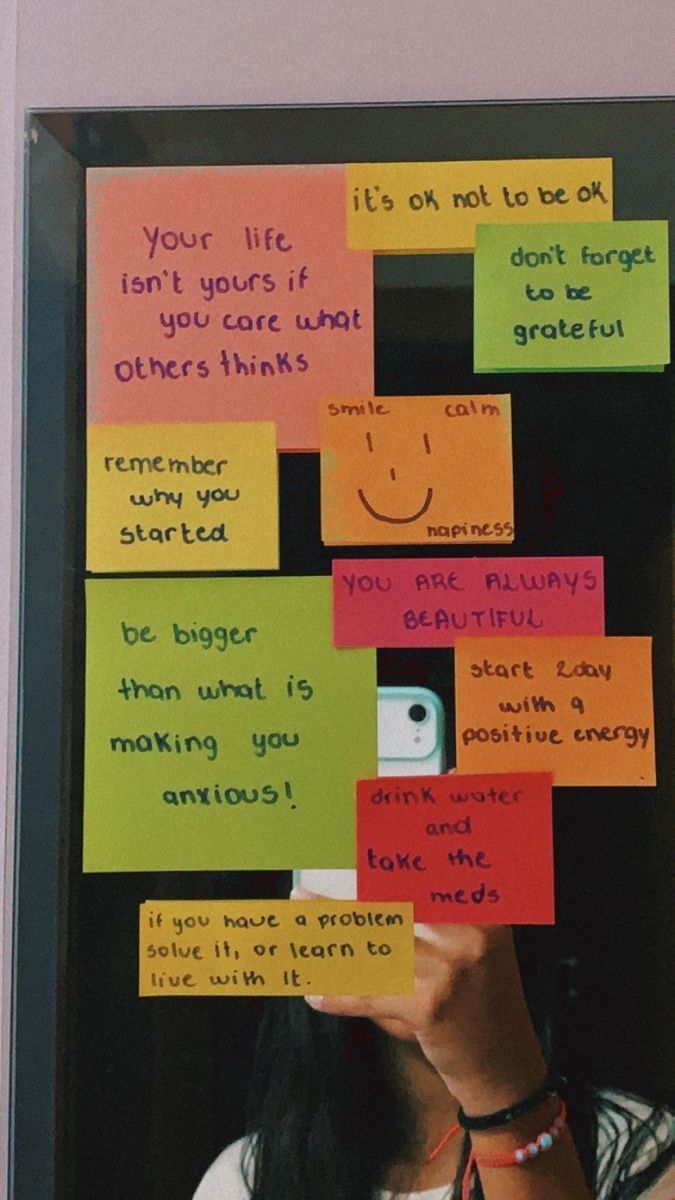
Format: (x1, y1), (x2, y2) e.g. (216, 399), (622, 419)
(243, 924), (673, 1200)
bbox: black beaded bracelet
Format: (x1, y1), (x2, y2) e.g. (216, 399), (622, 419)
(457, 1073), (564, 1132)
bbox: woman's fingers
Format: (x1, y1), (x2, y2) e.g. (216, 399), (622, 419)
(290, 884), (320, 900)
(290, 887), (508, 953)
(304, 993), (377, 1017)
(304, 991), (418, 1021)
(293, 889), (417, 1021)
(292, 887), (514, 1034)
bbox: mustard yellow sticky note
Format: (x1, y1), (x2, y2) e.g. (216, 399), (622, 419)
(87, 422), (279, 572)
(139, 900), (414, 996)
(347, 159), (613, 252)
(320, 396), (514, 546)
(455, 636), (655, 786)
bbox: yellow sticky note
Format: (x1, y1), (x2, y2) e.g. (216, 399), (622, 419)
(87, 422), (279, 572)
(320, 396), (514, 546)
(455, 636), (655, 786)
(347, 159), (613, 252)
(139, 900), (414, 996)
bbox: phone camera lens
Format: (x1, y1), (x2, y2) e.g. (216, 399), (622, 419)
(408, 703), (428, 724)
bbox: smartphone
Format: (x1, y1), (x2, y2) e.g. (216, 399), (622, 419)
(376, 685), (445, 777)
(297, 686), (445, 899)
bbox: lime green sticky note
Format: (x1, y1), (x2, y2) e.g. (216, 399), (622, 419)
(474, 220), (670, 372)
(83, 577), (376, 871)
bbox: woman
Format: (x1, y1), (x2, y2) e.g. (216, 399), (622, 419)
(194, 888), (674, 1199)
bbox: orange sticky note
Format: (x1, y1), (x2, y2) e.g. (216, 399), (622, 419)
(139, 900), (414, 996)
(320, 396), (513, 545)
(87, 422), (279, 572)
(455, 636), (655, 786)
(87, 166), (374, 450)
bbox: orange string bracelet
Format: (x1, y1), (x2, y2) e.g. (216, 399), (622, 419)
(426, 1121), (461, 1162)
(460, 1099), (567, 1199)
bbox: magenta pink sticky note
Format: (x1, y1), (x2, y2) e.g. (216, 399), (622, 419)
(332, 556), (604, 647)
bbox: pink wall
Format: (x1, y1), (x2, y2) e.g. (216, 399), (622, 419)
(1, 0), (673, 1187)
(13, 0), (675, 107)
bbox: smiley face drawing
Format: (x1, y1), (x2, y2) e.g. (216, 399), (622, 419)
(356, 430), (434, 523)
(320, 395), (514, 546)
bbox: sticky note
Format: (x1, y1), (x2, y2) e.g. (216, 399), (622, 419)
(474, 221), (670, 372)
(83, 577), (376, 871)
(357, 773), (554, 924)
(347, 159), (613, 252)
(87, 166), (373, 450)
(87, 422), (279, 572)
(332, 556), (604, 647)
(139, 899), (414, 996)
(455, 636), (655, 786)
(320, 396), (513, 546)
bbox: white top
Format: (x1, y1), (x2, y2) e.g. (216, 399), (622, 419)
(194, 1090), (675, 1200)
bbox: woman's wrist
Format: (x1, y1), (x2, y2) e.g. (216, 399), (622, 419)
(467, 1092), (565, 1158)
(457, 1071), (560, 1131)
(438, 1036), (548, 1116)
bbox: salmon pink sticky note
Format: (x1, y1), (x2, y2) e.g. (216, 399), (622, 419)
(87, 166), (373, 450)
(357, 772), (554, 924)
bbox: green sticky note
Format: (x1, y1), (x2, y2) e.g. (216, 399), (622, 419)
(83, 577), (376, 871)
(474, 220), (670, 372)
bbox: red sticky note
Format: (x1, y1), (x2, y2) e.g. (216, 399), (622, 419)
(357, 772), (554, 924)
(87, 166), (374, 450)
(332, 556), (604, 647)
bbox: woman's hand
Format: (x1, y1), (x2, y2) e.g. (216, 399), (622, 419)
(296, 889), (547, 1116)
